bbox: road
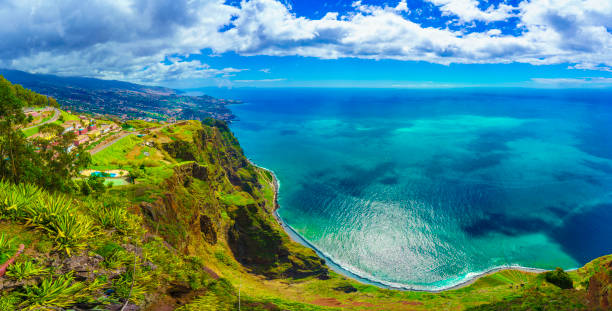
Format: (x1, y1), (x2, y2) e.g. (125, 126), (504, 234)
(22, 108), (60, 131)
(88, 131), (133, 155)
(89, 122), (175, 155)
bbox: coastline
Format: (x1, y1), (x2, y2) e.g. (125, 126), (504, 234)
(255, 162), (550, 293)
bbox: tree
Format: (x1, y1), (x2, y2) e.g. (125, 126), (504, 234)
(128, 168), (143, 183)
(544, 267), (573, 289)
(0, 76), (90, 192)
(48, 97), (58, 108)
(0, 76), (31, 182)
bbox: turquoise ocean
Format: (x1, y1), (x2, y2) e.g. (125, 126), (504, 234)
(201, 88), (612, 291)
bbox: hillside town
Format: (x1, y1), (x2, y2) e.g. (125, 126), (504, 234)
(24, 108), (122, 154)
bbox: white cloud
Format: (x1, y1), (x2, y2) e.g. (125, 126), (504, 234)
(0, 0), (611, 84)
(568, 64), (612, 72)
(206, 0), (612, 70)
(426, 0), (516, 23)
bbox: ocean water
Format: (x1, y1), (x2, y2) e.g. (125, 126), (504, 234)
(206, 88), (612, 290)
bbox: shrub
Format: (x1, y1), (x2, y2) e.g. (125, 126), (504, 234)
(544, 267), (573, 289)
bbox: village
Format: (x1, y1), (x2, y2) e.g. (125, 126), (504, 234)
(23, 107), (122, 153)
(20, 105), (187, 190)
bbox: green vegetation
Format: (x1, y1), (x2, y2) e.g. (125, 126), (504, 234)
(22, 125), (41, 137)
(90, 134), (141, 169)
(79, 173), (111, 196)
(0, 181), (94, 255)
(0, 76), (90, 192)
(58, 109), (79, 122)
(219, 191), (256, 206)
(125, 119), (160, 129)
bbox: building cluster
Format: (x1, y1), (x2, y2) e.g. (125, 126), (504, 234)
(59, 116), (120, 151)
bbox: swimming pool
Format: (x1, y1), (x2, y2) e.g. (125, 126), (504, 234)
(91, 171), (117, 177)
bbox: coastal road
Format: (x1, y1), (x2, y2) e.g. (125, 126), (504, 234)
(89, 131), (133, 155)
(22, 108), (60, 131)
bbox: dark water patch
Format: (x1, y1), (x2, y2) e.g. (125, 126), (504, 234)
(237, 121), (265, 132)
(582, 160), (612, 174)
(334, 127), (393, 140)
(328, 162), (398, 197)
(462, 212), (550, 237)
(379, 176), (399, 185)
(421, 156), (449, 179)
(552, 203), (612, 264)
(451, 129), (536, 173)
(286, 181), (338, 218)
(279, 129), (298, 136)
(467, 129), (532, 153)
(309, 169), (329, 179)
(451, 152), (507, 173)
(575, 109), (612, 160)
(548, 205), (571, 219)
(553, 171), (602, 186)
(287, 162), (400, 218)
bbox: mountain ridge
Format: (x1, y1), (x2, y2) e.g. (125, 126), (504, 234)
(0, 69), (238, 123)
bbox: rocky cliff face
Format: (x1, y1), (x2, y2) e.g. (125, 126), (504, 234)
(141, 120), (327, 280)
(586, 257), (612, 310)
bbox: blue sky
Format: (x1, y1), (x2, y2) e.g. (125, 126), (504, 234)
(1, 0), (612, 88)
(177, 50), (612, 88)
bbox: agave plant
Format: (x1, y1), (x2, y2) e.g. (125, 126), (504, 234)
(23, 195), (73, 229)
(0, 181), (40, 219)
(19, 272), (88, 310)
(6, 259), (50, 281)
(45, 212), (94, 256)
(92, 205), (127, 230)
(0, 182), (96, 256)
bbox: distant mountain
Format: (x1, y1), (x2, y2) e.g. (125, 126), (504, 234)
(0, 69), (238, 122)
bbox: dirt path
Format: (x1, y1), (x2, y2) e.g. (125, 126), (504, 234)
(89, 131), (133, 155)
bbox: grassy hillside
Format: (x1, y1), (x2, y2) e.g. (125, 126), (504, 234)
(1, 118), (610, 310)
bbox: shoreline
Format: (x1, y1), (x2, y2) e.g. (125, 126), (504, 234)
(255, 162), (551, 293)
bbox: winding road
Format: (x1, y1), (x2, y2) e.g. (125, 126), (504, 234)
(22, 108), (60, 131)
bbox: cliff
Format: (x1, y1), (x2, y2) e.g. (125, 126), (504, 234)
(142, 119), (327, 280)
